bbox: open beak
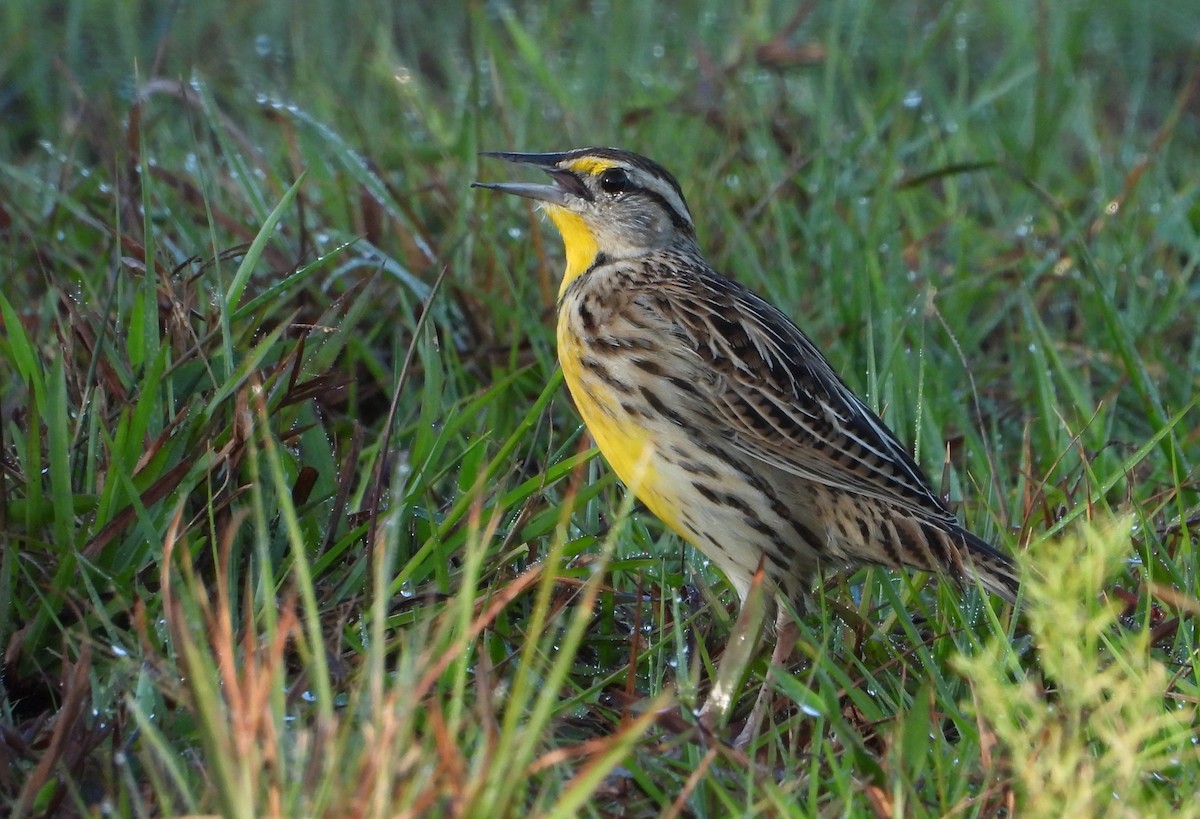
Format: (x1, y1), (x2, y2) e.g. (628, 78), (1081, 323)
(472, 151), (593, 205)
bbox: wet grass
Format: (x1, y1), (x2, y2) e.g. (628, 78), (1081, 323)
(2, 0), (1199, 815)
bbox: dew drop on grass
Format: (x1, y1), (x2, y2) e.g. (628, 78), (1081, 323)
(902, 89), (923, 109)
(255, 34), (273, 57)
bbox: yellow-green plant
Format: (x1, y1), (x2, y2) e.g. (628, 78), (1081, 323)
(958, 520), (1198, 817)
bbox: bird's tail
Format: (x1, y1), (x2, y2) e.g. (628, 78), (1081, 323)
(956, 527), (1020, 603)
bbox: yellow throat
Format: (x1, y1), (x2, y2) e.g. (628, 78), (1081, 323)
(545, 206), (599, 298)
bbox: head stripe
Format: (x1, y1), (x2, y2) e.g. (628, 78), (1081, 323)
(564, 147), (689, 204)
(567, 157), (620, 175)
(641, 188), (695, 235)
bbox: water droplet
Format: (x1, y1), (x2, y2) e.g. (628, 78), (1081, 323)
(902, 89), (923, 109)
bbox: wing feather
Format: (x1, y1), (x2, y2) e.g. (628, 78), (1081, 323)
(653, 267), (960, 523)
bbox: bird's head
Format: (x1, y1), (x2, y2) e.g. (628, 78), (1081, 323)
(474, 148), (696, 293)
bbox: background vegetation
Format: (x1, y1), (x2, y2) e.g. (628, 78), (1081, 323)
(2, 0), (1198, 815)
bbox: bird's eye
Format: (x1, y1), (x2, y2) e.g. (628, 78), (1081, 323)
(598, 168), (630, 195)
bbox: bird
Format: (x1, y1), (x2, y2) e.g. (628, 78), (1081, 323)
(473, 147), (1017, 733)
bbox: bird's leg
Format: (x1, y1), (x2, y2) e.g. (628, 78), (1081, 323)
(732, 607), (799, 749)
(698, 564), (771, 735)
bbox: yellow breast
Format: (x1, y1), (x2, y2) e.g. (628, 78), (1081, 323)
(556, 317), (684, 534)
(547, 199), (687, 535)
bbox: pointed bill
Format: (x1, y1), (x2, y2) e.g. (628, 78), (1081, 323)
(473, 151), (593, 204)
(470, 180), (571, 205)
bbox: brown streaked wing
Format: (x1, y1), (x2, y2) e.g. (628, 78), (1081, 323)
(653, 267), (962, 524)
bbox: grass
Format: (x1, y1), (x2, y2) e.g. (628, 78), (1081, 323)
(2, 0), (1199, 814)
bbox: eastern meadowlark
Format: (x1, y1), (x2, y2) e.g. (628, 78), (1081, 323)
(474, 146), (1018, 626)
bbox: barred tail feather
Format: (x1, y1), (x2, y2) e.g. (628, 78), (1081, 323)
(956, 527), (1020, 603)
